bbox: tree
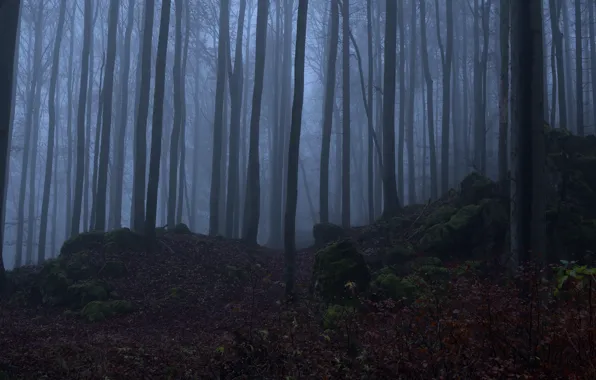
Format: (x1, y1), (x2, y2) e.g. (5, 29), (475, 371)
(71, 0), (92, 237)
(168, 0), (184, 228)
(574, 0), (583, 136)
(225, 0), (247, 237)
(209, 0), (230, 236)
(498, 0), (510, 183)
(436, 0), (454, 194)
(319, 0), (339, 224)
(39, 0), (68, 263)
(284, 0), (309, 299)
(145, 0), (172, 241)
(243, 0), (269, 245)
(341, 0), (351, 228)
(109, 0), (135, 229)
(419, 0), (438, 200)
(509, 0), (546, 267)
(93, 0), (120, 231)
(381, 0), (401, 217)
(131, 0), (155, 233)
(0, 0), (21, 286)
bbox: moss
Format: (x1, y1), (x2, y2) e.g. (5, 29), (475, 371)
(67, 280), (110, 308)
(104, 228), (145, 251)
(423, 205), (457, 228)
(225, 265), (248, 283)
(383, 243), (416, 266)
(81, 300), (135, 322)
(370, 271), (418, 301)
(414, 265), (450, 282)
(312, 240), (370, 304)
(98, 260), (127, 278)
(60, 231), (106, 257)
(61, 250), (99, 281)
(322, 304), (357, 330)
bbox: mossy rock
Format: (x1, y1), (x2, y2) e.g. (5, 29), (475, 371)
(459, 172), (496, 205)
(423, 205), (458, 228)
(313, 223), (345, 247)
(104, 228), (145, 251)
(382, 243), (416, 267)
(311, 240), (370, 304)
(81, 300), (135, 322)
(67, 280), (110, 308)
(370, 268), (419, 302)
(61, 250), (100, 281)
(60, 231), (105, 257)
(322, 304), (357, 330)
(225, 265), (248, 283)
(37, 260), (73, 305)
(170, 223), (192, 234)
(419, 204), (483, 259)
(98, 260), (127, 278)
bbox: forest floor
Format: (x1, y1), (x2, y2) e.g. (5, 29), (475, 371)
(0, 226), (595, 379)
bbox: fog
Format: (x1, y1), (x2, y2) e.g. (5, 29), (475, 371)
(2, 0), (591, 269)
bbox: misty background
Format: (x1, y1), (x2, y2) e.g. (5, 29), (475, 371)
(2, 0), (591, 270)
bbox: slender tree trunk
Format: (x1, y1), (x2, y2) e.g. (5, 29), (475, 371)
(94, 0), (120, 231)
(406, 0), (416, 205)
(209, 0), (230, 236)
(381, 0), (401, 217)
(176, 0), (190, 225)
(319, 0), (339, 224)
(243, 0), (269, 244)
(145, 0), (172, 241)
(284, 0), (308, 299)
(341, 0), (351, 228)
(40, 0), (67, 263)
(498, 0), (510, 182)
(397, 0), (405, 200)
(575, 0), (584, 136)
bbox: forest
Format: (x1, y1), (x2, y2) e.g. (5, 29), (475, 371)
(0, 0), (595, 378)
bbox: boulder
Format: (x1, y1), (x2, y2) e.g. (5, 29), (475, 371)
(313, 222), (345, 247)
(311, 240), (370, 304)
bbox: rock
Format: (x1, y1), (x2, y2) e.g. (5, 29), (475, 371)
(382, 243), (416, 268)
(311, 240), (370, 304)
(104, 228), (145, 251)
(60, 231), (105, 257)
(171, 223), (192, 234)
(369, 268), (418, 302)
(313, 223), (345, 247)
(459, 172), (496, 206)
(66, 279), (110, 308)
(81, 300), (135, 322)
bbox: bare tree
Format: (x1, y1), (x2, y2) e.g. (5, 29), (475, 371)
(284, 0), (309, 299)
(145, 0), (172, 241)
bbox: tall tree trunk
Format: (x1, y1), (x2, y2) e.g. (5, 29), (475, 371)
(406, 0), (417, 205)
(209, 0), (230, 236)
(39, 0), (68, 263)
(109, 0), (135, 229)
(176, 0), (190, 225)
(243, 0), (269, 244)
(575, 0), (584, 136)
(319, 0), (339, 224)
(509, 0), (546, 267)
(145, 0), (172, 241)
(381, 0), (401, 217)
(420, 0), (438, 200)
(131, 1), (155, 232)
(168, 0), (184, 227)
(93, 0), (120, 231)
(498, 0), (510, 182)
(225, 0), (247, 237)
(436, 0), (453, 195)
(397, 0), (405, 200)
(25, 2), (45, 264)
(366, 0), (375, 221)
(65, 0), (76, 238)
(341, 0), (351, 228)
(0, 0), (21, 284)
(589, 0), (596, 132)
(284, 0), (308, 298)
